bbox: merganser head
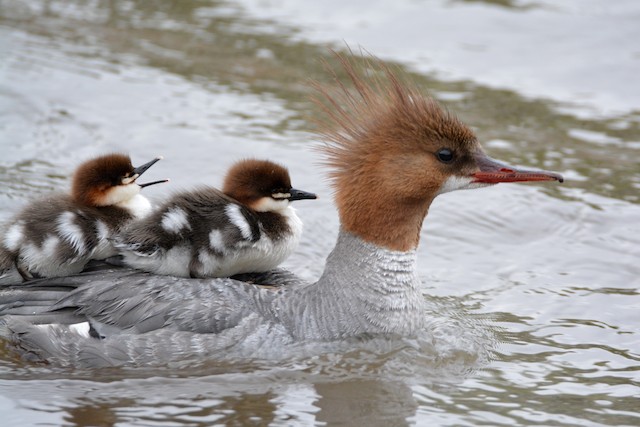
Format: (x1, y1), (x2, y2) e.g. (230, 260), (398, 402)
(314, 51), (563, 252)
(71, 154), (168, 207)
(223, 159), (317, 212)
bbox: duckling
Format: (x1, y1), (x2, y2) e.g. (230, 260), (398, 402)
(113, 159), (317, 278)
(0, 154), (167, 283)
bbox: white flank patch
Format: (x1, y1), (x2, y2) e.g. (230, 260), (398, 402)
(209, 229), (226, 253)
(436, 176), (490, 195)
(225, 204), (253, 240)
(253, 197), (290, 213)
(121, 244), (191, 277)
(36, 322), (91, 338)
(161, 207), (191, 234)
(68, 322), (91, 337)
(155, 245), (191, 276)
(57, 212), (86, 254)
(3, 222), (25, 251)
(118, 194), (153, 218)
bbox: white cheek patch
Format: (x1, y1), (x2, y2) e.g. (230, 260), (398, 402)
(161, 208), (191, 234)
(225, 204), (253, 240)
(98, 184), (141, 206)
(57, 212), (86, 254)
(3, 222), (25, 251)
(436, 176), (491, 195)
(253, 197), (290, 212)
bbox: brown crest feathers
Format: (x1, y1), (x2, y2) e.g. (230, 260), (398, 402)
(312, 50), (476, 189)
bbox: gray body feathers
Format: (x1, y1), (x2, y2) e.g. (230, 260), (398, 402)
(0, 231), (427, 367)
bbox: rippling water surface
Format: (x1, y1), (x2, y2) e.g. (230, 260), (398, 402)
(0, 0), (639, 425)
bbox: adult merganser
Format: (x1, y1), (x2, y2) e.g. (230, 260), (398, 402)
(0, 154), (167, 284)
(113, 159), (317, 278)
(0, 53), (562, 367)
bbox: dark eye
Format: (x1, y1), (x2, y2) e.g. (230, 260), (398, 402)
(436, 148), (454, 164)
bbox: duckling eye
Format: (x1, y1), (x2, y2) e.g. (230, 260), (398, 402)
(436, 148), (454, 164)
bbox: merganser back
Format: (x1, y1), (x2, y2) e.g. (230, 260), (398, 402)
(113, 159), (317, 278)
(0, 154), (167, 284)
(0, 52), (562, 367)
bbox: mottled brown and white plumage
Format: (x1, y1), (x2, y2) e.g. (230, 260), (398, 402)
(113, 159), (317, 278)
(0, 154), (166, 283)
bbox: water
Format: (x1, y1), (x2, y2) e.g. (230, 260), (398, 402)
(0, 0), (639, 425)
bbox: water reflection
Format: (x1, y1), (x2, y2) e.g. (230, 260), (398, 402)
(451, 0), (537, 10)
(4, 377), (423, 426)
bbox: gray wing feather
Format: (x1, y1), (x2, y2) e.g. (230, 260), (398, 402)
(0, 265), (308, 333)
(0, 264), (310, 366)
(42, 268), (296, 335)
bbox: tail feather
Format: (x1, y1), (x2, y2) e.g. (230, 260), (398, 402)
(0, 317), (61, 364)
(0, 316), (110, 366)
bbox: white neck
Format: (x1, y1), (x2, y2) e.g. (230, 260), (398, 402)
(280, 229), (426, 340)
(97, 184), (141, 207)
(117, 194), (152, 218)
